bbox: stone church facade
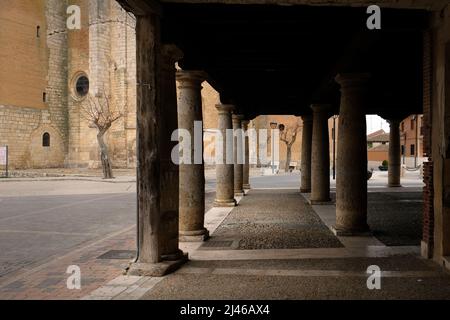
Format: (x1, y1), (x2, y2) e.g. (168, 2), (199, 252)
(0, 0), (137, 169)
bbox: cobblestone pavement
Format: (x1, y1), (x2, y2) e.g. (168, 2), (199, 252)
(204, 190), (343, 250)
(368, 192), (422, 246)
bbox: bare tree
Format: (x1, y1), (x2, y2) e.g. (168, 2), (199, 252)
(80, 92), (123, 179)
(279, 121), (301, 172)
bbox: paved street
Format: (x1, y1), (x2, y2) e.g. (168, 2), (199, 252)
(0, 192), (135, 280)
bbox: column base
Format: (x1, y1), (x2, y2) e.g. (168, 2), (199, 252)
(179, 229), (210, 242)
(214, 199), (237, 207)
(308, 198), (332, 205)
(331, 225), (372, 237)
(243, 184), (251, 190)
(235, 190), (245, 197)
(300, 188), (311, 193)
(127, 253), (188, 277)
(161, 249), (186, 262)
(388, 184), (402, 188)
(421, 240), (433, 259)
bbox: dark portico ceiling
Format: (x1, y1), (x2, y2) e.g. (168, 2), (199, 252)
(160, 3), (428, 119)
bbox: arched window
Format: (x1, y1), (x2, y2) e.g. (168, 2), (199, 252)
(43, 133), (50, 147)
(75, 75), (89, 98)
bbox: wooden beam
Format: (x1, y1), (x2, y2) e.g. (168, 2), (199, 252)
(117, 0), (162, 16)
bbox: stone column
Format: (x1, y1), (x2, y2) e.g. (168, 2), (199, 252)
(388, 119), (402, 187)
(300, 115), (313, 193)
(128, 15), (187, 277)
(215, 105), (237, 207)
(233, 114), (245, 196)
(176, 70), (209, 242)
(334, 73), (371, 236)
(310, 105), (331, 204)
(159, 44), (185, 260)
(242, 120), (251, 189)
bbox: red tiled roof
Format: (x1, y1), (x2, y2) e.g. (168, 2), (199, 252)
(367, 133), (390, 143)
(367, 129), (386, 138)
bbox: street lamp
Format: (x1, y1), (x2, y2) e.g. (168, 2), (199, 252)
(270, 122), (278, 174)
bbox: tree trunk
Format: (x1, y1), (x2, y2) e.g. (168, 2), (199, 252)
(285, 145), (292, 172)
(97, 131), (114, 179)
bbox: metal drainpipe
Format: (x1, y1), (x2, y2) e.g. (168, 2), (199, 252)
(415, 114), (419, 168)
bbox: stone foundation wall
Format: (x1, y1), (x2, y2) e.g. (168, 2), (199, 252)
(0, 106), (64, 169)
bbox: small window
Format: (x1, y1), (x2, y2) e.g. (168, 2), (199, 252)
(75, 75), (89, 98)
(411, 119), (415, 130)
(43, 133), (50, 147)
(401, 145), (405, 155)
(410, 144), (415, 156)
(37, 26), (40, 38)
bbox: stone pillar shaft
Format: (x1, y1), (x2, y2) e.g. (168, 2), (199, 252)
(388, 119), (402, 187)
(233, 114), (245, 196)
(300, 115), (313, 193)
(242, 120), (251, 189)
(177, 70), (208, 242)
(310, 105), (331, 204)
(334, 73), (371, 235)
(215, 105), (237, 207)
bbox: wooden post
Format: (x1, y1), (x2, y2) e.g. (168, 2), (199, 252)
(135, 13), (161, 265)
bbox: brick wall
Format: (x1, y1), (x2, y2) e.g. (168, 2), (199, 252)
(423, 161), (434, 256)
(422, 29), (434, 258)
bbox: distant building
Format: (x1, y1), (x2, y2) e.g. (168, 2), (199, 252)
(400, 115), (424, 168)
(367, 129), (389, 169)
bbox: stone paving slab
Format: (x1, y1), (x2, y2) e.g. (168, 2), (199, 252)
(190, 246), (421, 261)
(181, 256), (441, 272)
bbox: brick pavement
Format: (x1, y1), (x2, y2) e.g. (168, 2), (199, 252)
(0, 226), (136, 300)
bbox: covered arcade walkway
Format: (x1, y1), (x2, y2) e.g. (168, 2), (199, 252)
(113, 0), (450, 291)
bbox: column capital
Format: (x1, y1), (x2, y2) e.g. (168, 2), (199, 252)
(176, 70), (207, 89)
(241, 120), (250, 129)
(216, 104), (235, 114)
(311, 104), (332, 113)
(161, 44), (183, 69)
(335, 73), (371, 89)
(232, 114), (245, 123)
